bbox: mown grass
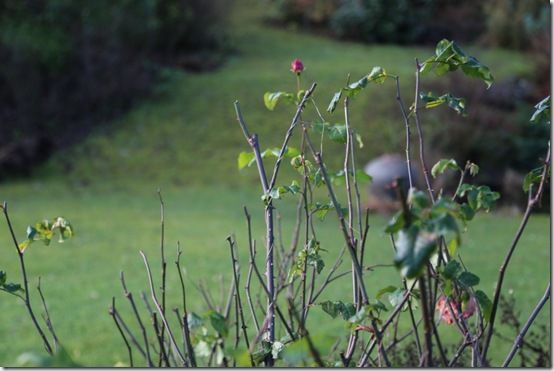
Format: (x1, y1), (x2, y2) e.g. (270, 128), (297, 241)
(0, 0), (548, 367)
(0, 181), (549, 366)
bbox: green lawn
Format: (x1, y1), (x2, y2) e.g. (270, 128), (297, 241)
(0, 181), (549, 366)
(0, 0), (549, 367)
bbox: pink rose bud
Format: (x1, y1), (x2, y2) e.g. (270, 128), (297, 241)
(291, 59), (304, 74)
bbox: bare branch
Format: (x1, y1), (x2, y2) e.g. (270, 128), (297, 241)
(502, 283), (551, 367)
(139, 250), (187, 365)
(109, 297), (134, 367)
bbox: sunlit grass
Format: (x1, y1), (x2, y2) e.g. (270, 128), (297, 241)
(0, 0), (545, 366)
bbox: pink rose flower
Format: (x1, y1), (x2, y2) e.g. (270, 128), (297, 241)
(436, 295), (476, 325)
(290, 59), (304, 74)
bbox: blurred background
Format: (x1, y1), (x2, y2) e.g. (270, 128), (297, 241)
(0, 0), (550, 366)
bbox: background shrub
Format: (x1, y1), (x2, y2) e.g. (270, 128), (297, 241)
(0, 0), (230, 178)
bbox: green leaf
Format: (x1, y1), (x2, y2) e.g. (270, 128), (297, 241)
(207, 310), (228, 337)
(286, 147), (301, 158)
(408, 189), (430, 209)
(348, 307), (369, 324)
(194, 340), (212, 358)
(307, 252), (325, 274)
(319, 300), (356, 320)
(327, 91), (342, 113)
(356, 169), (372, 183)
(332, 169), (372, 186)
(367, 66), (387, 84)
(4, 282), (23, 293)
(419, 91), (467, 115)
(237, 152), (255, 170)
(475, 186), (500, 211)
(429, 213), (459, 240)
(530, 96), (550, 125)
(385, 211), (405, 234)
(248, 341), (272, 365)
(523, 167), (544, 193)
(447, 238), (459, 256)
(421, 39), (494, 88)
(272, 341), (285, 359)
(460, 56), (494, 88)
(16, 347), (80, 367)
(312, 122), (349, 144)
(289, 239), (325, 281)
(52, 217), (73, 242)
(355, 132), (364, 148)
(187, 312), (204, 329)
(388, 288), (406, 309)
(26, 225), (38, 240)
(475, 290), (492, 321)
(376, 285), (397, 300)
(457, 184), (500, 212)
(286, 180), (301, 194)
(458, 271), (480, 287)
(281, 338), (310, 365)
(431, 159), (460, 178)
(394, 226), (437, 279)
(18, 239), (32, 252)
(343, 76), (368, 98)
(264, 91), (295, 111)
(328, 67), (387, 112)
(468, 162), (480, 176)
(320, 301), (340, 318)
(312, 202), (332, 221)
(19, 217), (74, 251)
(442, 260), (461, 280)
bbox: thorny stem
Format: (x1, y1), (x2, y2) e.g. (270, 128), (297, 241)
(300, 131), (311, 328)
(302, 127), (369, 304)
(120, 271), (154, 367)
(448, 337), (471, 367)
(395, 76), (414, 189)
(357, 281), (417, 366)
(243, 208), (296, 342)
(37, 277), (60, 352)
(389, 235), (422, 359)
(192, 280), (216, 311)
(452, 162), (470, 201)
(413, 59), (435, 202)
(418, 270), (434, 367)
(226, 235), (254, 366)
(244, 244), (261, 333)
(109, 297), (134, 367)
(343, 96), (360, 364)
(268, 82), (317, 190)
(157, 190), (167, 354)
(2, 203), (53, 355)
(235, 88), (315, 361)
(482, 144), (550, 359)
(151, 312), (171, 367)
(287, 297), (325, 367)
(234, 104), (275, 363)
(175, 244), (196, 367)
(139, 250), (187, 365)
(502, 283), (551, 367)
(310, 247), (346, 303)
(113, 308), (147, 359)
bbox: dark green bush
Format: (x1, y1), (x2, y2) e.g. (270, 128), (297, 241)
(0, 0), (230, 177)
(267, 0), (487, 45)
(329, 0), (435, 44)
(268, 0), (549, 48)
